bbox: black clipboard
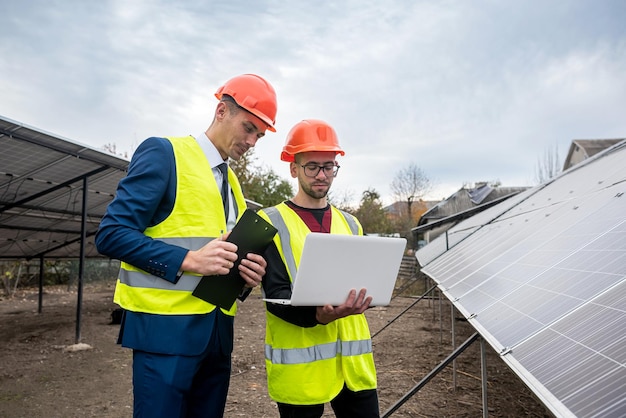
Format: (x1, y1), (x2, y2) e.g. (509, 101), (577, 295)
(192, 209), (277, 308)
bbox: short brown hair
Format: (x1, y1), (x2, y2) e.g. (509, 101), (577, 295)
(220, 94), (241, 115)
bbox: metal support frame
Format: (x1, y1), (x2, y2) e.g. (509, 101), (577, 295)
(382, 332), (480, 417)
(22, 175), (90, 343)
(38, 255), (44, 314)
(75, 176), (88, 344)
(380, 291), (493, 417)
(480, 337), (489, 418)
(451, 304), (457, 390)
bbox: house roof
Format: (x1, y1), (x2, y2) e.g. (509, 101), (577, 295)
(418, 183), (528, 226)
(563, 138), (624, 171)
(384, 199), (439, 216)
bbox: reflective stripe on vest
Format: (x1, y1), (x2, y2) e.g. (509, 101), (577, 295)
(265, 338), (373, 365)
(118, 237), (210, 291)
(337, 208), (360, 235)
(118, 270), (198, 292)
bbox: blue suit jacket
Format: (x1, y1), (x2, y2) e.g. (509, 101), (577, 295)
(96, 137), (232, 356)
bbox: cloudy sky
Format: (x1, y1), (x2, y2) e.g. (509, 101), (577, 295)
(1, 0), (625, 205)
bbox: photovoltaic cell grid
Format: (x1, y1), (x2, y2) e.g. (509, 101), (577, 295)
(0, 115), (129, 259)
(415, 141), (625, 417)
(415, 188), (533, 266)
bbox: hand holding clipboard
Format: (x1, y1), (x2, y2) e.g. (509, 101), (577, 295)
(192, 209), (277, 308)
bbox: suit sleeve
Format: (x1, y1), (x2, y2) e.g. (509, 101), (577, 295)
(95, 137), (188, 283)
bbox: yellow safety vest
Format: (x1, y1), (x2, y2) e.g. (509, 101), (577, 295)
(258, 203), (377, 405)
(114, 135), (247, 316)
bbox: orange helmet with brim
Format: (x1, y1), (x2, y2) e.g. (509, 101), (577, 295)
(280, 119), (345, 162)
(215, 74), (277, 132)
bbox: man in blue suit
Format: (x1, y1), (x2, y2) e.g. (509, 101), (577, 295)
(95, 74), (278, 418)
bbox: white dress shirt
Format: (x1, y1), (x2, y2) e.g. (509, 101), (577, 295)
(194, 132), (236, 231)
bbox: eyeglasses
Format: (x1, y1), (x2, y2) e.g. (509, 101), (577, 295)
(298, 163), (340, 178)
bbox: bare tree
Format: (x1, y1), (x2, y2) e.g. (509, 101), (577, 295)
(390, 163), (432, 219)
(534, 143), (561, 184)
(103, 143), (130, 159)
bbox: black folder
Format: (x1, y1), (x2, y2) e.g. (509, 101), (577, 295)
(192, 209), (277, 308)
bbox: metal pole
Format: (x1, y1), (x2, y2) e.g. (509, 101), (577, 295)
(75, 176), (88, 344)
(382, 333), (480, 417)
(432, 282), (439, 322)
(438, 289), (443, 343)
(38, 255), (44, 314)
(451, 304), (457, 390)
(480, 337), (489, 418)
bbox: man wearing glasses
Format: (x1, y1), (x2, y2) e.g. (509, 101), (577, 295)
(258, 119), (379, 418)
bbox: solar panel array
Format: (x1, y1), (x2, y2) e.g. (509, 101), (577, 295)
(415, 141), (626, 417)
(0, 115), (128, 259)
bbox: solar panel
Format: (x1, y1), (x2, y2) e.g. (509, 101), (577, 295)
(415, 188), (531, 266)
(0, 115), (129, 259)
(416, 140), (626, 417)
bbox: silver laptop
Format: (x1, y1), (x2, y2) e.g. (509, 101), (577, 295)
(263, 233), (407, 306)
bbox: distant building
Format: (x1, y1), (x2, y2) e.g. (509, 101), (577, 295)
(411, 139), (626, 250)
(412, 182), (528, 247)
(384, 199), (439, 219)
(562, 139), (624, 171)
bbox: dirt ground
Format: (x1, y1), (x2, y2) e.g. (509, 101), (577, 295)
(0, 282), (554, 418)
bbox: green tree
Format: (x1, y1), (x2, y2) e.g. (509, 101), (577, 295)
(230, 149), (294, 207)
(354, 188), (392, 235)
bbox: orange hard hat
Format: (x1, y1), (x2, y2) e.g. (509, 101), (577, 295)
(280, 119), (345, 162)
(214, 74), (277, 132)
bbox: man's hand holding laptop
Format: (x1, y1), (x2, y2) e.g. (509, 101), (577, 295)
(315, 288), (372, 325)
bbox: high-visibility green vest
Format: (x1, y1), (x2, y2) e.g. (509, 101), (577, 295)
(259, 203), (377, 405)
(114, 136), (247, 316)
